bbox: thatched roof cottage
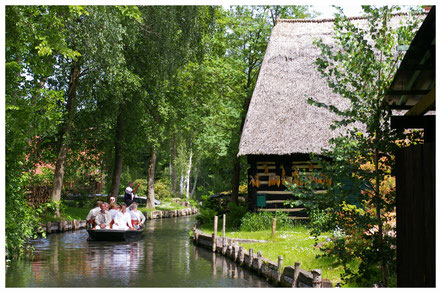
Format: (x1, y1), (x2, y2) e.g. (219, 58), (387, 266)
(238, 16), (406, 218)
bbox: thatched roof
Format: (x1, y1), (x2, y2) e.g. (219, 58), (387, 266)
(238, 15), (406, 156)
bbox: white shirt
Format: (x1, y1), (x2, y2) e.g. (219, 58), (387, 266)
(130, 210), (146, 225)
(125, 186), (134, 200)
(113, 210), (133, 230)
(86, 206), (100, 221)
(109, 209), (119, 220)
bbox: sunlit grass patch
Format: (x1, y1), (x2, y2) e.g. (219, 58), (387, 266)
(200, 224), (350, 286)
(138, 199), (187, 213)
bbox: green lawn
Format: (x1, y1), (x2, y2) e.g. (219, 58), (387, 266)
(39, 206), (89, 223)
(139, 199), (187, 213)
(200, 225), (356, 286)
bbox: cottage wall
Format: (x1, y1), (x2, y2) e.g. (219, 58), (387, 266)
(247, 154), (329, 219)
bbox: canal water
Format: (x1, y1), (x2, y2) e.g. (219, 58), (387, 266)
(6, 215), (272, 287)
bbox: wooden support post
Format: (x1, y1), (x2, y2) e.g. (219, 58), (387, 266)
(212, 215), (218, 252)
(239, 246), (245, 265)
(193, 227), (199, 244)
(293, 262), (300, 287)
(272, 217), (276, 238)
(256, 251), (263, 273)
(46, 221), (51, 234)
(277, 255), (283, 283)
(312, 269), (322, 288)
(222, 235), (227, 255)
(248, 248), (254, 268)
(222, 214), (226, 249)
(233, 245), (239, 262)
(222, 214), (226, 236)
(227, 245), (232, 258)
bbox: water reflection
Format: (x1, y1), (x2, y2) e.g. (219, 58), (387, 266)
(6, 216), (271, 288)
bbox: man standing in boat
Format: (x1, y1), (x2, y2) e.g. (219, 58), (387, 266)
(124, 181), (140, 206)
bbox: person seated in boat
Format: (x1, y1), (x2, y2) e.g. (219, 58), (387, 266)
(108, 204), (120, 229)
(124, 181), (140, 206)
(86, 201), (103, 229)
(113, 203), (133, 230)
(109, 196), (116, 205)
(94, 203), (112, 230)
(129, 203), (145, 230)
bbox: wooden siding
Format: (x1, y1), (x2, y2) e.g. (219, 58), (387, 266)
(247, 154), (328, 219)
(396, 143), (435, 287)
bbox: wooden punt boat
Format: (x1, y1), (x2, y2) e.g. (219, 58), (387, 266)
(87, 227), (144, 241)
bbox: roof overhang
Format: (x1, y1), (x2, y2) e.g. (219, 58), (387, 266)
(385, 6), (435, 116)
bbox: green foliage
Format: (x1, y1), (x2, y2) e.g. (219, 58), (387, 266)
(288, 6), (423, 287)
(29, 167), (54, 186)
(308, 209), (334, 235)
(5, 171), (41, 260)
(5, 5), (318, 261)
(224, 202), (248, 229)
(240, 211), (294, 231)
(154, 180), (173, 200)
(196, 207), (218, 225)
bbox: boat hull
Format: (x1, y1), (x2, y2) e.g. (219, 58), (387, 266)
(87, 228), (144, 241)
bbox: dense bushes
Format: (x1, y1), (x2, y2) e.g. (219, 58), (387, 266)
(196, 194), (248, 230)
(240, 211), (294, 231)
(196, 193), (295, 232)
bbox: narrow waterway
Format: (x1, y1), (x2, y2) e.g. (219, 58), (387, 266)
(6, 215), (272, 287)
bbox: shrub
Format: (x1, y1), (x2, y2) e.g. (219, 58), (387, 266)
(240, 211), (294, 231)
(309, 209), (334, 234)
(154, 179), (172, 200)
(224, 202), (248, 229)
(196, 207), (217, 225)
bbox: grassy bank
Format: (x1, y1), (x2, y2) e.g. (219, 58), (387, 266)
(199, 224), (356, 286)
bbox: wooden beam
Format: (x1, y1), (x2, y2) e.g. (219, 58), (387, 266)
(405, 87), (435, 116)
(256, 190), (327, 195)
(387, 89), (431, 96)
(388, 104), (414, 110)
(257, 208), (305, 212)
(266, 200), (287, 204)
(391, 115), (435, 129)
(257, 191), (292, 195)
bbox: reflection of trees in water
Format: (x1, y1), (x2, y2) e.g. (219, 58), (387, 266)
(29, 231), (146, 285)
(16, 217), (270, 287)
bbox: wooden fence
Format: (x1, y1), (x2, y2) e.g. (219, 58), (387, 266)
(192, 215), (333, 288)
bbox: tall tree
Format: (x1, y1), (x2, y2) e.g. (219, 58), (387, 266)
(123, 6), (215, 209)
(49, 6), (142, 213)
(5, 6), (83, 257)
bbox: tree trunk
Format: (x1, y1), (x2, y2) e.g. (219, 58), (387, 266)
(179, 169), (184, 196)
(231, 94), (252, 205)
(185, 146), (193, 199)
(146, 148), (157, 209)
(109, 107), (124, 198)
(51, 62), (80, 217)
(190, 160), (200, 198)
(231, 157), (241, 205)
(172, 131), (177, 194)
